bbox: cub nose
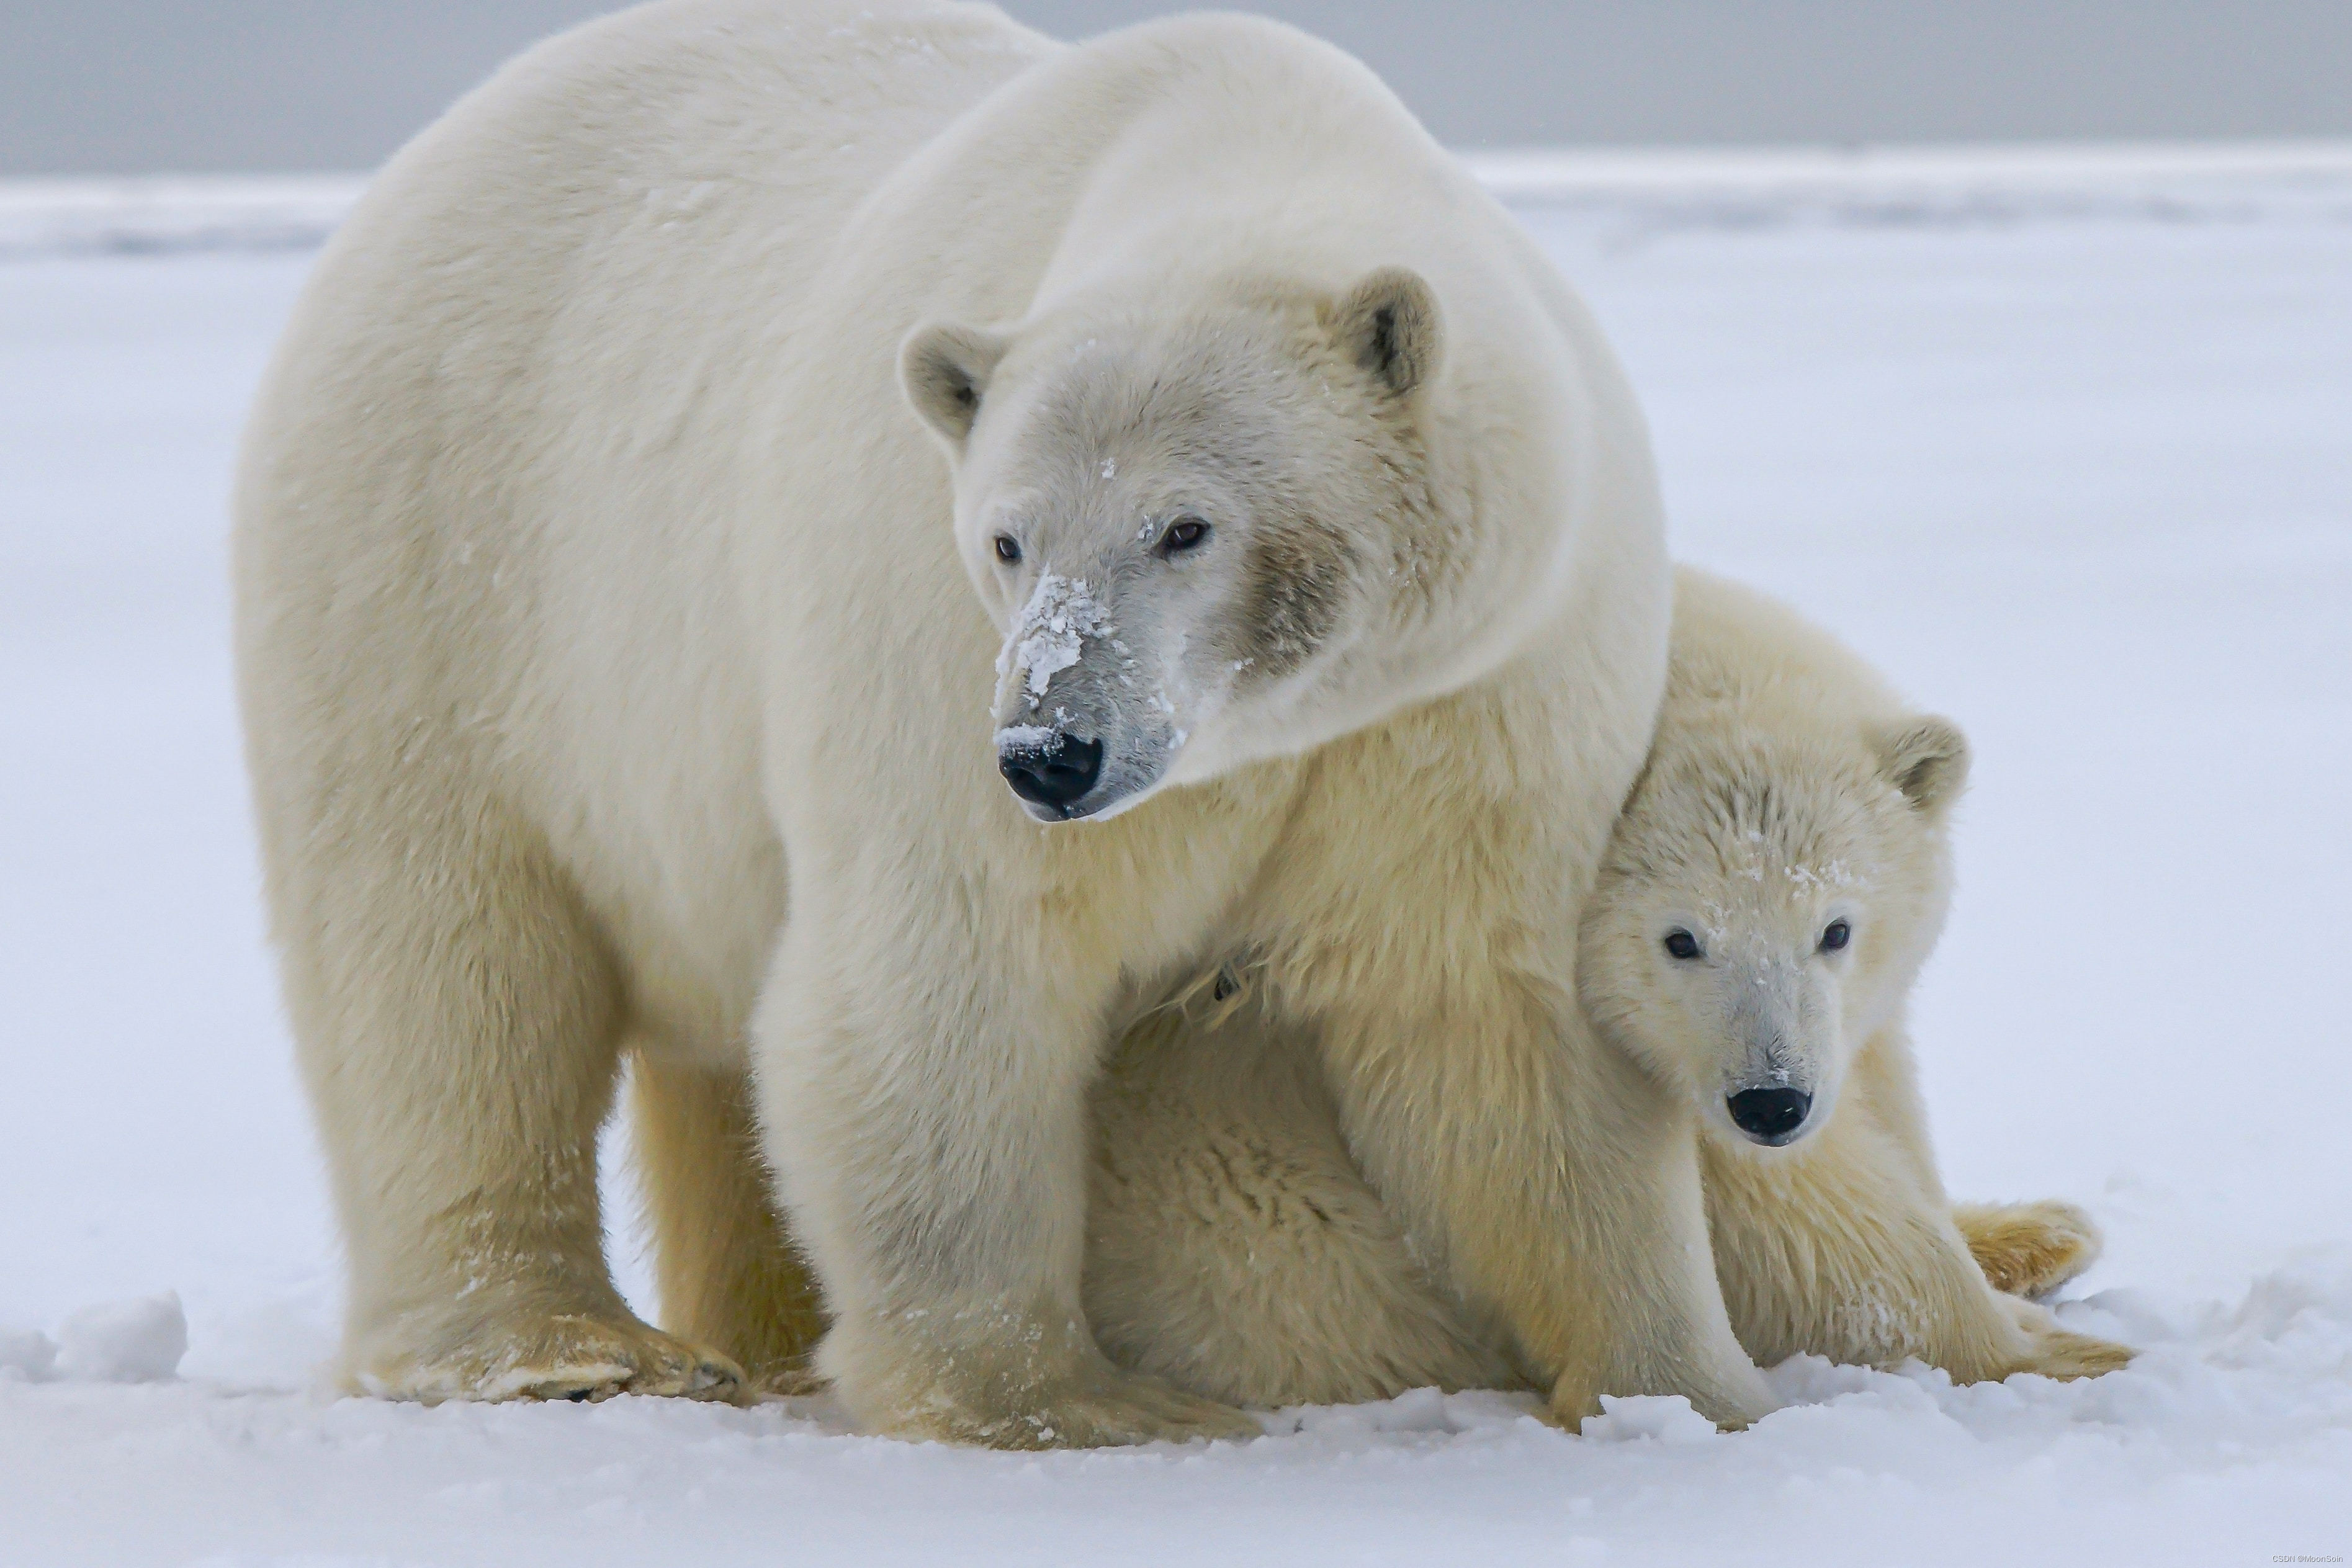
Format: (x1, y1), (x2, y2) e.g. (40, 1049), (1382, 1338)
(1727, 1086), (1813, 1144)
(998, 732), (1104, 814)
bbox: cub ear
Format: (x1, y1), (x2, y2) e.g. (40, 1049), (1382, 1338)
(1330, 266), (1441, 399)
(1872, 715), (1970, 815)
(899, 321), (1010, 448)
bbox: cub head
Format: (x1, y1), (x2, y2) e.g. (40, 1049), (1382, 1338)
(1579, 711), (1970, 1152)
(900, 267), (1456, 822)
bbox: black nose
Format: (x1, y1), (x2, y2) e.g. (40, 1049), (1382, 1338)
(999, 732), (1104, 813)
(1727, 1086), (1813, 1143)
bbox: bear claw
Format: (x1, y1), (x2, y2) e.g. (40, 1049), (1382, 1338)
(356, 1310), (749, 1407)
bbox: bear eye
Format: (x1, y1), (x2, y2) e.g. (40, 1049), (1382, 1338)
(993, 534), (1021, 565)
(1663, 930), (1703, 961)
(1160, 517), (1210, 553)
(1820, 920), (1852, 952)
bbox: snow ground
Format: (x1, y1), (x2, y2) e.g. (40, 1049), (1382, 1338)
(3, 151), (2350, 1565)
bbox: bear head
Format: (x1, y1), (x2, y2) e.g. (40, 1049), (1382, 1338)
(1579, 706), (1970, 1152)
(900, 266), (1453, 822)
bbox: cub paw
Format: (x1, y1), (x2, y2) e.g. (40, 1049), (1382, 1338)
(1998, 1296), (2135, 1382)
(355, 1309), (747, 1405)
(1955, 1198), (2103, 1298)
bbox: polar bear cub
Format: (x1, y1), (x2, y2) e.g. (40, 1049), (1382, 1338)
(1577, 567), (2131, 1386)
(1084, 567), (2134, 1405)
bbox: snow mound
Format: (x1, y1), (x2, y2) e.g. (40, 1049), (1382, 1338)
(50, 1291), (187, 1382)
(0, 1327), (58, 1381)
(1581, 1393), (1723, 1444)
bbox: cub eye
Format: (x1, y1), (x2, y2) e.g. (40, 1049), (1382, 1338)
(1663, 930), (1702, 961)
(1161, 517), (1210, 553)
(993, 534), (1021, 565)
(1820, 920), (1852, 952)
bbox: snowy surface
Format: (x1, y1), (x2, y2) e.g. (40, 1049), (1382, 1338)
(4, 150), (2351, 1564)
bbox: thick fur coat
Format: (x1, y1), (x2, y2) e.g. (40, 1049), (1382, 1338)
(234, 0), (1769, 1443)
(1082, 569), (2134, 1405)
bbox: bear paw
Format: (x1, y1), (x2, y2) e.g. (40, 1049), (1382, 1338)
(969, 1370), (1263, 1448)
(869, 1361), (1261, 1448)
(1998, 1296), (2135, 1382)
(354, 1310), (748, 1405)
(753, 1356), (831, 1398)
(1954, 1199), (2103, 1299)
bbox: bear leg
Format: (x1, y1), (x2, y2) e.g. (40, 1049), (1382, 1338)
(281, 818), (742, 1405)
(1313, 983), (1775, 1430)
(631, 1059), (828, 1392)
(755, 901), (1262, 1448)
(1699, 1090), (2134, 1385)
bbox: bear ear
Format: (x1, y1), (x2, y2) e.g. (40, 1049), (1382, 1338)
(900, 321), (1010, 449)
(1872, 715), (1970, 815)
(1331, 266), (1441, 399)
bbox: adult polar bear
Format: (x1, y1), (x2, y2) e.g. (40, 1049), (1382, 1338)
(236, 0), (1768, 1442)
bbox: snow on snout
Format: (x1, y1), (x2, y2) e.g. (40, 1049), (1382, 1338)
(998, 571), (1111, 709)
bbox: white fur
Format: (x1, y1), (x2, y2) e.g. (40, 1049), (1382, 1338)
(1082, 568), (2135, 1403)
(235, 0), (1767, 1443)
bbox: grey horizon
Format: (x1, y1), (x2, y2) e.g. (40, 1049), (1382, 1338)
(4, 1), (2348, 179)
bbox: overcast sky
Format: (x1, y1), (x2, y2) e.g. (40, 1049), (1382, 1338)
(4, 1), (2348, 176)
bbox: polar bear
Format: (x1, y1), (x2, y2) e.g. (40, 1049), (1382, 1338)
(234, 1), (1772, 1444)
(1081, 568), (2135, 1405)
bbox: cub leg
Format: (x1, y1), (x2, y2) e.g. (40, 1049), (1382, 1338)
(1953, 1199), (2104, 1299)
(1839, 1018), (2107, 1301)
(1703, 1030), (2132, 1384)
(631, 1059), (828, 1392)
(276, 811), (741, 1404)
(755, 883), (1262, 1448)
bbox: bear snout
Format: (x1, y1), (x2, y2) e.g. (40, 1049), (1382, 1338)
(1726, 1086), (1813, 1145)
(997, 730), (1104, 817)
